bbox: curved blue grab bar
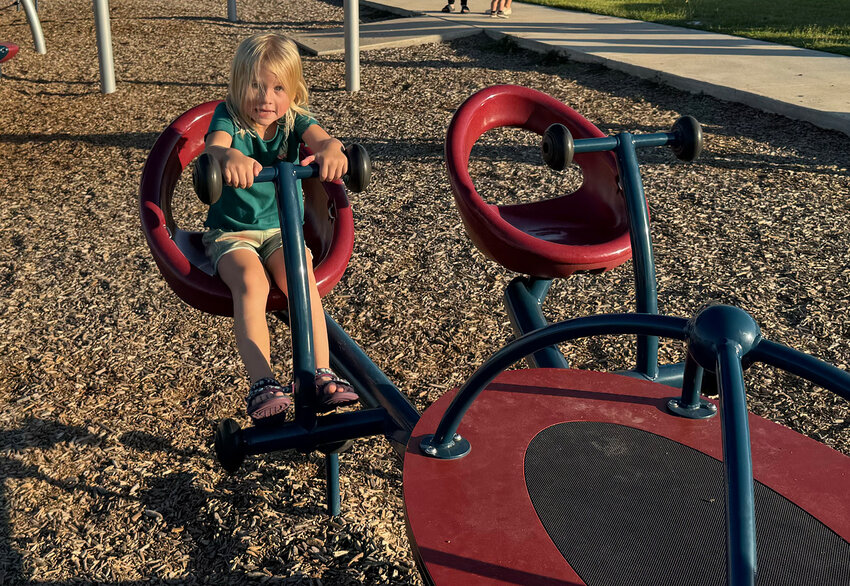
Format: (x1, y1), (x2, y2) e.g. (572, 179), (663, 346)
(751, 339), (850, 402)
(426, 313), (688, 447)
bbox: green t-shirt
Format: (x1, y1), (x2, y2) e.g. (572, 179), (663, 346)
(204, 102), (318, 231)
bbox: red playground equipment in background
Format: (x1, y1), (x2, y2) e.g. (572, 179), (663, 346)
(0, 42), (19, 78)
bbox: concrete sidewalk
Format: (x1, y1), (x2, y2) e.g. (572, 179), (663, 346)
(291, 1), (850, 136)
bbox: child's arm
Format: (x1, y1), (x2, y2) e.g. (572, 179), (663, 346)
(301, 125), (348, 183)
(204, 130), (263, 190)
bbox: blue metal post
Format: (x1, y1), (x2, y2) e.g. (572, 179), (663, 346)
(274, 163), (318, 430)
(716, 342), (757, 586)
(504, 277), (569, 368)
(275, 162), (337, 513)
(326, 453), (341, 516)
(680, 353), (704, 406)
(666, 352), (717, 418)
(615, 134), (659, 380)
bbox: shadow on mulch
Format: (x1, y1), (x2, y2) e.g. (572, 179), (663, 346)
(0, 74), (227, 95)
(0, 419), (382, 585)
(0, 419), (103, 585)
(0, 132), (161, 150)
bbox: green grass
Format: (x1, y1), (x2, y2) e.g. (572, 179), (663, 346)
(521, 0), (850, 56)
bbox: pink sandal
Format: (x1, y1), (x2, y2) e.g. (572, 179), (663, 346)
(246, 378), (292, 425)
(314, 368), (359, 412)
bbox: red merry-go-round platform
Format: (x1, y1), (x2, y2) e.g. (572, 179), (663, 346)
(403, 369), (850, 585)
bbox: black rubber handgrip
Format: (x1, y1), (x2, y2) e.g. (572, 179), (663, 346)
(670, 116), (703, 162)
(541, 123), (575, 171)
(192, 152), (222, 205)
(343, 143), (371, 192)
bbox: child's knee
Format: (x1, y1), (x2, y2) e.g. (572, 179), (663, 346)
(222, 261), (270, 299)
(238, 272), (271, 299)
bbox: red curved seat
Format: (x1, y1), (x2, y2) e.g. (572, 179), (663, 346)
(446, 85), (631, 278)
(0, 42), (19, 64)
(139, 101), (354, 316)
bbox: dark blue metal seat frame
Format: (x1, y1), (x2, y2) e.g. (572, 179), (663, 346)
(507, 129), (692, 387)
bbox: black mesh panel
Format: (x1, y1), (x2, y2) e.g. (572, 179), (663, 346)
(524, 422), (849, 585)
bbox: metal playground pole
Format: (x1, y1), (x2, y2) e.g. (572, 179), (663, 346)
(18, 0), (46, 54)
(93, 0), (116, 94)
(343, 0), (360, 92)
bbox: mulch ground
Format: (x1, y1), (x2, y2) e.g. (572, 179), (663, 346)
(1, 0), (848, 584)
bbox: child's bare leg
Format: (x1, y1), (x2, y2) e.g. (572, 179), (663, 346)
(265, 248), (347, 395)
(218, 250), (275, 383)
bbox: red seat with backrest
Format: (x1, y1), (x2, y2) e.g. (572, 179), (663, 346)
(0, 42), (19, 64)
(445, 85), (631, 278)
(139, 101), (354, 316)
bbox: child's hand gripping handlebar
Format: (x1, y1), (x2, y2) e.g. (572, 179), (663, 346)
(192, 143), (372, 205)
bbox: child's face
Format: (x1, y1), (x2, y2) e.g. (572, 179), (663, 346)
(244, 67), (291, 135)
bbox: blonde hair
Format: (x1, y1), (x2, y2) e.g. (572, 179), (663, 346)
(225, 33), (310, 139)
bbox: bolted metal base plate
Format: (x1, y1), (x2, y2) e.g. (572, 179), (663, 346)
(420, 433), (471, 460)
(666, 397), (718, 419)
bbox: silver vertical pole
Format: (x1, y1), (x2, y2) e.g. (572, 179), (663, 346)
(19, 0), (46, 54)
(93, 0), (116, 94)
(343, 0), (360, 92)
(227, 0), (238, 22)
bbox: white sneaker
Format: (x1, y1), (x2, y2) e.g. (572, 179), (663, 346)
(496, 10), (509, 18)
(502, 8), (511, 15)
(442, 3), (456, 12)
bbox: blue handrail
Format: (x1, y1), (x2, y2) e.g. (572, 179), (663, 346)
(424, 313), (688, 450)
(715, 340), (757, 585)
(751, 339), (850, 402)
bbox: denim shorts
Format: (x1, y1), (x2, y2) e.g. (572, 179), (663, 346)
(202, 228), (283, 273)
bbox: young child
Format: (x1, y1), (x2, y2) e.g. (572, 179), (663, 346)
(202, 33), (358, 425)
